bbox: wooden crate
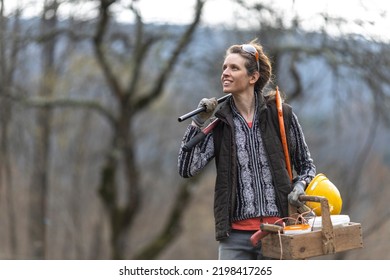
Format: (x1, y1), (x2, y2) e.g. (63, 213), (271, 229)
(261, 195), (363, 259)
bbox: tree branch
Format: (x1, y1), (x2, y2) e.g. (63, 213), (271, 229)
(288, 52), (303, 100)
(23, 97), (117, 126)
(132, 0), (206, 113)
(93, 0), (123, 99)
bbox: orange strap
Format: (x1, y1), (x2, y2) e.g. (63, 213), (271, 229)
(275, 86), (293, 181)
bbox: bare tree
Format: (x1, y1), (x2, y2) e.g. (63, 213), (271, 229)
(91, 0), (205, 259)
(0, 0), (24, 258)
(2, 0), (206, 260)
(3, 0), (388, 260)
(28, 0), (61, 259)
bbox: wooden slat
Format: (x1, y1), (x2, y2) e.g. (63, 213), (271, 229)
(262, 223), (363, 259)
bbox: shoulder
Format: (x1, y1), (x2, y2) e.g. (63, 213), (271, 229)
(282, 102), (293, 116)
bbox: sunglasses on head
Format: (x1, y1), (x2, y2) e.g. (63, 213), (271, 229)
(241, 44), (260, 72)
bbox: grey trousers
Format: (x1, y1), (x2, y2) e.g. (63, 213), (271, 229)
(218, 230), (274, 260)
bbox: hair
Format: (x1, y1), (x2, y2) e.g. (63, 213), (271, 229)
(225, 39), (272, 94)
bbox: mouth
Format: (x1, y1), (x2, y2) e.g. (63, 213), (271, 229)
(222, 79), (233, 86)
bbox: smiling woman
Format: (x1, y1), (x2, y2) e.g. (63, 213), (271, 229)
(178, 39), (316, 260)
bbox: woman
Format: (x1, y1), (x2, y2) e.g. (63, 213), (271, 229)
(178, 40), (316, 260)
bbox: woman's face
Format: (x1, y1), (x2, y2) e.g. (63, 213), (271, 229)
(221, 53), (257, 95)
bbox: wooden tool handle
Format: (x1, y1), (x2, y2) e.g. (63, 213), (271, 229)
(260, 223), (283, 233)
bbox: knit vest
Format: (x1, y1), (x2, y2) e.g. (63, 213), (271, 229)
(212, 96), (293, 241)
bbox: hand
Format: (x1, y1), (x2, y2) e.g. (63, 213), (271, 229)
(288, 181), (306, 207)
(192, 97), (218, 127)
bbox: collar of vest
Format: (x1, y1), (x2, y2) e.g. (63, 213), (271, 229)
(215, 91), (267, 122)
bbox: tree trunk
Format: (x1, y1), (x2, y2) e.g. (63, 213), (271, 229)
(93, 0), (205, 259)
(29, 0), (58, 259)
(98, 105), (140, 259)
(0, 0), (24, 258)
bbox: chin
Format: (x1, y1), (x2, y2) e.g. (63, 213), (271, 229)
(222, 88), (231, 93)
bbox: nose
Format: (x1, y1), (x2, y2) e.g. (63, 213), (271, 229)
(221, 70), (228, 82)
(222, 67), (230, 77)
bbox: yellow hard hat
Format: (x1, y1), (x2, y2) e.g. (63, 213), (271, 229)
(305, 173), (342, 216)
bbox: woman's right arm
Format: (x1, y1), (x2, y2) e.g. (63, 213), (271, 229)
(178, 125), (215, 178)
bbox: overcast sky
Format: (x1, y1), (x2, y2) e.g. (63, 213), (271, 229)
(137, 0), (389, 40)
(4, 0), (390, 41)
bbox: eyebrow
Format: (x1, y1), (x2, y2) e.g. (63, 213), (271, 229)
(222, 62), (241, 69)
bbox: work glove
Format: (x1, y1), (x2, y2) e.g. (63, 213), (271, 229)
(192, 97), (218, 127)
(288, 181), (306, 207)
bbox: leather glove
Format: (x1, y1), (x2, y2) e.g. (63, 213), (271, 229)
(192, 97), (218, 127)
(288, 181), (306, 207)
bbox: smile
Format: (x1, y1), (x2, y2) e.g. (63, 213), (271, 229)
(223, 80), (233, 86)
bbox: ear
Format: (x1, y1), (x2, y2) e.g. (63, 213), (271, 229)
(249, 72), (260, 85)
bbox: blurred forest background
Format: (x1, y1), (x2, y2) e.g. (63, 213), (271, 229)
(0, 0), (389, 260)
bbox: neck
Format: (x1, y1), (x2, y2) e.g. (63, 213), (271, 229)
(232, 91), (256, 123)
